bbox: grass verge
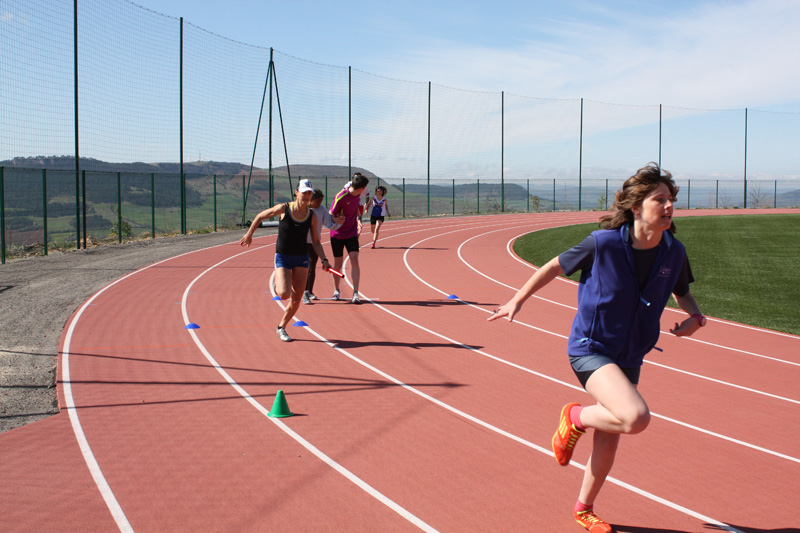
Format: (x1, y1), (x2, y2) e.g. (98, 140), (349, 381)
(513, 214), (800, 335)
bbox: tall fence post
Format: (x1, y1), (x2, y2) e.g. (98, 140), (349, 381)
(743, 107), (748, 208)
(74, 159), (81, 249)
(452, 179), (455, 216)
(715, 180), (719, 209)
(427, 81), (431, 217)
(578, 97), (583, 211)
(81, 170), (86, 248)
(213, 174), (217, 231)
(348, 67), (351, 180)
(402, 178), (405, 218)
(658, 104), (662, 169)
(525, 179), (531, 213)
(117, 171), (122, 244)
(774, 180), (777, 208)
(1, 167), (5, 264)
(42, 169), (48, 255)
(179, 17), (186, 234)
(477, 179), (480, 214)
(74, 0), (80, 249)
(501, 90), (504, 213)
(151, 172), (155, 238)
(268, 50), (274, 208)
(552, 179), (556, 211)
(687, 179), (691, 210)
(526, 179), (530, 212)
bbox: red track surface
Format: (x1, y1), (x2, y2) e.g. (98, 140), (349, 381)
(2, 210), (799, 532)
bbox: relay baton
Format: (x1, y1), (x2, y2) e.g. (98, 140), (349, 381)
(326, 266), (345, 278)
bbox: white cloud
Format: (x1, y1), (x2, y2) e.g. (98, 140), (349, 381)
(374, 0), (800, 110)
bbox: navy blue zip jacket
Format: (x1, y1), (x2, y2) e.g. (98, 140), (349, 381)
(567, 225), (686, 367)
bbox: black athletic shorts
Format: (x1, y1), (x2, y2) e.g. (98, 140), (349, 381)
(330, 236), (359, 257)
(569, 355), (641, 389)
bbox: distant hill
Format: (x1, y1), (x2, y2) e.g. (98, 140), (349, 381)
(777, 188), (800, 206)
(0, 156), (252, 175)
(0, 156), (379, 181)
(273, 164), (379, 181)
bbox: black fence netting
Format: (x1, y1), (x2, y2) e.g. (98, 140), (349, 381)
(1, 0), (799, 261)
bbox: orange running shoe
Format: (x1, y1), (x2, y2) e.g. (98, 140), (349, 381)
(552, 402), (585, 466)
(574, 508), (613, 532)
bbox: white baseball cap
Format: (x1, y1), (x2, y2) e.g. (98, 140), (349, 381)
(298, 179), (314, 193)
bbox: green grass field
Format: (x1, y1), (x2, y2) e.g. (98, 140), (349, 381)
(513, 214), (800, 335)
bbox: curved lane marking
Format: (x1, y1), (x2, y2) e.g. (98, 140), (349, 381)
(181, 244), (439, 533)
(265, 245), (747, 532)
(503, 223), (800, 342)
(60, 242), (245, 532)
(391, 226), (800, 463)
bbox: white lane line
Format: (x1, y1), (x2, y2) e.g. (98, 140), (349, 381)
(263, 262), (745, 532)
(645, 360), (800, 405)
(365, 211), (799, 348)
(61, 242), (243, 533)
(458, 225), (800, 369)
(392, 228), (800, 464)
(181, 246), (438, 533)
(63, 279), (135, 533)
(357, 219), (800, 410)
(501, 227), (800, 365)
(675, 336), (800, 367)
(464, 230), (800, 393)
(412, 225), (800, 405)
(503, 222), (800, 343)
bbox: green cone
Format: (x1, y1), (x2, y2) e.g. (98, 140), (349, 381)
(268, 390), (293, 418)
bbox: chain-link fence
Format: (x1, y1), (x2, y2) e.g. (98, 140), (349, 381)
(2, 0), (799, 262)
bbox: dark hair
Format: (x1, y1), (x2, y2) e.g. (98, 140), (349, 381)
(351, 174), (369, 190)
(311, 188), (324, 200)
(375, 186), (387, 195)
(599, 163), (679, 233)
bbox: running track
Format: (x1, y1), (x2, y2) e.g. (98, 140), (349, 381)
(2, 210), (798, 532)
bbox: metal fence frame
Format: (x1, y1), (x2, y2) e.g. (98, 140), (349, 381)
(2, 0), (799, 263)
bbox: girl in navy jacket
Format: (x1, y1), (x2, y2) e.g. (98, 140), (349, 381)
(489, 163), (706, 532)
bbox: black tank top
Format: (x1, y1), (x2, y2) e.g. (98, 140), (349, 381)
(276, 202), (312, 256)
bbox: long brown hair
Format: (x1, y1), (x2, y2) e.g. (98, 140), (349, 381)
(599, 163), (679, 233)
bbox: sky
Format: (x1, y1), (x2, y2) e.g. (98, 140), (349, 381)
(2, 0), (798, 181)
(131, 0), (800, 112)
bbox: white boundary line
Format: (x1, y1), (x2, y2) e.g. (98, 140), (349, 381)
(181, 247), (439, 533)
(391, 226), (800, 463)
(242, 243), (744, 532)
(467, 228), (800, 375)
(498, 227), (800, 366)
(60, 242), (243, 533)
(58, 212), (787, 531)
(63, 282), (135, 533)
(60, 234), (437, 532)
(416, 224), (800, 406)
(505, 222), (800, 342)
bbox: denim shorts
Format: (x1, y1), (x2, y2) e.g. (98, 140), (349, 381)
(274, 252), (310, 270)
(569, 354), (641, 389)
